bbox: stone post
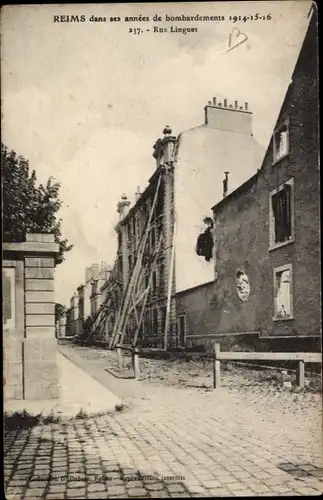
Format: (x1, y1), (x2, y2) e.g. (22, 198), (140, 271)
(3, 233), (60, 400)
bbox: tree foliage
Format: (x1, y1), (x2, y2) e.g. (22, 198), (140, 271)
(1, 143), (73, 264)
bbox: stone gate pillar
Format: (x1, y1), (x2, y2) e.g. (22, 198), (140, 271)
(3, 233), (60, 400)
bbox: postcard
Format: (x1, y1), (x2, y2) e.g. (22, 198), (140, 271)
(2, 2), (321, 499)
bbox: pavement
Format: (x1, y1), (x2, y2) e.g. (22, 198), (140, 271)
(4, 344), (323, 498)
(5, 352), (121, 421)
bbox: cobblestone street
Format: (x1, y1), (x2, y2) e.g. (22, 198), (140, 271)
(5, 345), (323, 498)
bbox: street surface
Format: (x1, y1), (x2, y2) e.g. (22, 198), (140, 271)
(4, 344), (323, 498)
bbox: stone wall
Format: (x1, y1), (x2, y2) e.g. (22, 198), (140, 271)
(175, 15), (320, 351)
(3, 233), (60, 400)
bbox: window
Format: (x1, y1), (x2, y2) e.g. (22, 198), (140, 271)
(117, 231), (122, 250)
(269, 178), (294, 250)
(152, 309), (158, 335)
(273, 119), (289, 163)
(152, 271), (157, 295)
(160, 307), (167, 333)
(177, 314), (187, 347)
(196, 217), (214, 262)
(273, 264), (293, 320)
(132, 216), (136, 240)
(159, 264), (165, 295)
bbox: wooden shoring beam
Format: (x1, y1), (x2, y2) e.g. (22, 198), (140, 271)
(109, 173), (162, 348)
(132, 231), (164, 347)
(164, 218), (176, 350)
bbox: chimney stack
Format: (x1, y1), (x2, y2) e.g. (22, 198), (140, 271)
(204, 96), (252, 134)
(223, 172), (229, 198)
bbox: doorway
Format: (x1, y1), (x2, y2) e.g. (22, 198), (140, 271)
(177, 314), (187, 348)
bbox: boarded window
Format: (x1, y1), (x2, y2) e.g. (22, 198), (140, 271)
(274, 266), (293, 319)
(273, 121), (289, 162)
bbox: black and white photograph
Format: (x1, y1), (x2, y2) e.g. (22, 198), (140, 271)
(2, 1), (321, 499)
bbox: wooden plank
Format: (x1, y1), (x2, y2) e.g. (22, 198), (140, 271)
(25, 279), (55, 291)
(213, 343), (221, 388)
(116, 347), (123, 370)
(186, 332), (260, 339)
(133, 349), (140, 378)
(116, 344), (133, 352)
(218, 351), (322, 363)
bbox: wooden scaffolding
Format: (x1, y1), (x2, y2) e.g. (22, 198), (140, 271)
(89, 165), (175, 350)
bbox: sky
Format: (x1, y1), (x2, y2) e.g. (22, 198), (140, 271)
(1, 1), (312, 306)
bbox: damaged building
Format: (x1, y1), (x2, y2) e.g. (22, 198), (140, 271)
(179, 10), (319, 351)
(100, 96), (264, 349)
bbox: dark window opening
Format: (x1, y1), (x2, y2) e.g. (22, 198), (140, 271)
(152, 271), (157, 295)
(117, 231), (122, 250)
(272, 184), (292, 243)
(161, 307), (166, 333)
(152, 309), (158, 335)
(178, 315), (186, 347)
(159, 264), (165, 295)
(132, 217), (136, 239)
(156, 183), (164, 217)
(196, 226), (214, 262)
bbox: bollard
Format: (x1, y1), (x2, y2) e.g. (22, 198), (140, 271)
(116, 346), (123, 371)
(296, 360), (305, 388)
(133, 348), (140, 379)
(213, 342), (221, 389)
